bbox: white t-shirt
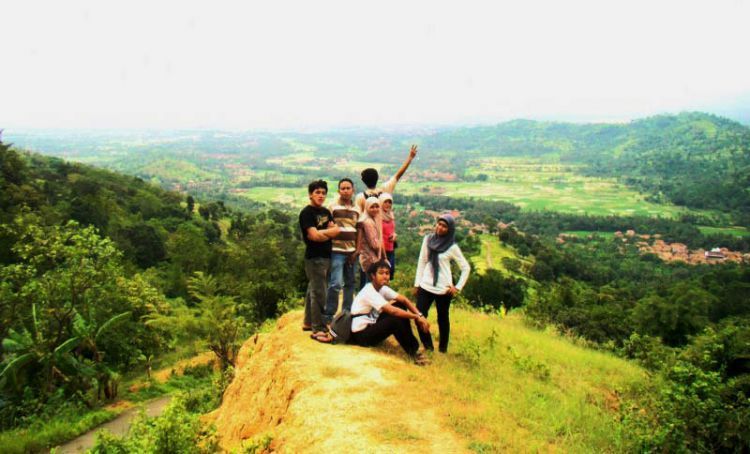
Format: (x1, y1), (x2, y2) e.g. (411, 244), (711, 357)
(350, 283), (399, 333)
(354, 175), (398, 213)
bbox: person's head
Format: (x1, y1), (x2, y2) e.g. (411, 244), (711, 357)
(338, 178), (354, 202)
(361, 168), (379, 189)
(367, 260), (391, 287)
(379, 192), (393, 212)
(435, 213), (455, 237)
(365, 196), (381, 218)
(307, 179), (328, 207)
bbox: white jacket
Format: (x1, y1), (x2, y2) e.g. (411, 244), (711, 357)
(414, 236), (471, 295)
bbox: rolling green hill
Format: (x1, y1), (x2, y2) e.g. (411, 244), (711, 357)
(424, 113), (750, 222)
(9, 112), (750, 225)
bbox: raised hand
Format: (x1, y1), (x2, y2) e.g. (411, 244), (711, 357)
(409, 144), (418, 160)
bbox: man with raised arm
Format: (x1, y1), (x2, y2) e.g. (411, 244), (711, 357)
(354, 144), (418, 213)
(299, 180), (340, 343)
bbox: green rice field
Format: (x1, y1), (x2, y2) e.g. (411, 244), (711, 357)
(697, 226), (750, 237)
(398, 180), (701, 218)
(561, 231), (617, 239)
(240, 156), (721, 220)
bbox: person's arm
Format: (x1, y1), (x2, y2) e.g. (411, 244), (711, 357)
(350, 224), (363, 264)
(354, 193), (365, 214)
(414, 236), (429, 290)
(393, 293), (421, 316)
(393, 144), (418, 182)
(448, 244), (472, 294)
(362, 220), (381, 250)
(306, 222), (340, 242)
(381, 301), (430, 333)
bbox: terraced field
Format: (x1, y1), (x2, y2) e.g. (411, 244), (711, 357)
(240, 156), (719, 219)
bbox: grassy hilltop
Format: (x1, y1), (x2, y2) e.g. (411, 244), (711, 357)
(211, 310), (646, 452)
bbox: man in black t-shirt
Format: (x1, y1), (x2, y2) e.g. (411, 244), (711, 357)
(299, 179), (340, 342)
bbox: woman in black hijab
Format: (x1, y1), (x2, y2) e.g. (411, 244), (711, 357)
(413, 213), (471, 353)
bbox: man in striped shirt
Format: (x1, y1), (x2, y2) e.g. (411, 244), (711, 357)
(324, 178), (360, 323)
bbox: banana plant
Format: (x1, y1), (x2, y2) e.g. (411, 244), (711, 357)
(0, 304), (80, 395)
(72, 309), (131, 402)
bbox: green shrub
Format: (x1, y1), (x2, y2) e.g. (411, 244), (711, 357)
(90, 394), (217, 454)
(239, 433), (273, 453)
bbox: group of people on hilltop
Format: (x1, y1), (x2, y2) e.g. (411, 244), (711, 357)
(298, 145), (471, 365)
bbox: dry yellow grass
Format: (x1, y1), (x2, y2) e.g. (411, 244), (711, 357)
(211, 312), (466, 453)
(210, 309), (646, 453)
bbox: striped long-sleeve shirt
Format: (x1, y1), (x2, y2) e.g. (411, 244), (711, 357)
(328, 201), (360, 254)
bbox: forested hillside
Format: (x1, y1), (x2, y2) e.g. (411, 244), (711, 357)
(585, 113), (750, 219)
(421, 113), (750, 223)
(0, 140), (304, 449)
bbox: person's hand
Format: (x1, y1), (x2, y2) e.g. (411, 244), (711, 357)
(328, 221), (336, 228)
(447, 285), (459, 296)
(391, 233), (398, 242)
(409, 144), (418, 160)
(412, 287), (420, 297)
(328, 225), (341, 237)
(416, 317), (430, 333)
(346, 253), (358, 265)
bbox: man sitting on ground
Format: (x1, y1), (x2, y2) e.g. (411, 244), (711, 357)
(349, 260), (431, 365)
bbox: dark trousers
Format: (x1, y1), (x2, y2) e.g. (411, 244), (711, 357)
(350, 311), (419, 357)
(386, 250), (396, 279)
(304, 257), (330, 333)
(358, 266), (368, 291)
(416, 288), (453, 352)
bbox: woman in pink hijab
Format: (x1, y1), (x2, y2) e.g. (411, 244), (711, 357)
(379, 192), (397, 279)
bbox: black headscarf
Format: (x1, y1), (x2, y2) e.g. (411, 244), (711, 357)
(427, 214), (456, 285)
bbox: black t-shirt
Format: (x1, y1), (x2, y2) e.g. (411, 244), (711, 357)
(299, 204), (334, 259)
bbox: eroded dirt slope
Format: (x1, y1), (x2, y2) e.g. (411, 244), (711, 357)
(210, 311), (467, 453)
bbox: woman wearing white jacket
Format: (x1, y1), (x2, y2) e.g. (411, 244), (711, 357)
(413, 213), (471, 353)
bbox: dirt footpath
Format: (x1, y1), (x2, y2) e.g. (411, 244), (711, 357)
(54, 396), (172, 453)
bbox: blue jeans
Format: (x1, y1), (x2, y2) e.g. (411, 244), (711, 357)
(325, 252), (355, 322)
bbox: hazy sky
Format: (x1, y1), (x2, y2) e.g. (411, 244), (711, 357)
(2, 0), (749, 130)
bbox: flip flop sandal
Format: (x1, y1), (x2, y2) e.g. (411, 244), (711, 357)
(414, 352), (431, 366)
(310, 332), (333, 343)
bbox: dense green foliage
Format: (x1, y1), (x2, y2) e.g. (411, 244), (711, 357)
(89, 364), (223, 454)
(0, 141), (304, 446)
(585, 114), (750, 223)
